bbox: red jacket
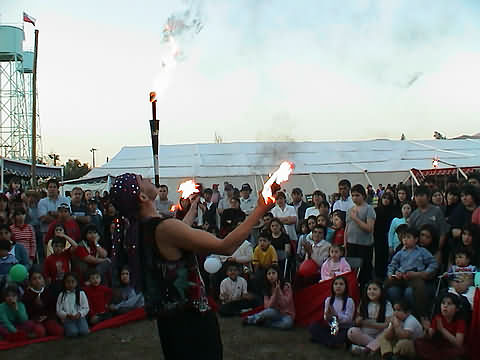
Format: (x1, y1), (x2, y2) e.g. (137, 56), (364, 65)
(83, 284), (112, 317)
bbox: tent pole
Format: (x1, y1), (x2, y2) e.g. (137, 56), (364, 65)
(458, 168), (468, 180)
(309, 173), (318, 190)
(409, 169), (420, 186)
(0, 159), (3, 192)
(363, 170), (374, 187)
(106, 175), (112, 192)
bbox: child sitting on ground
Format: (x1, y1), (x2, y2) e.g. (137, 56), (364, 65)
(83, 270), (113, 325)
(321, 244), (351, 281)
(219, 263), (258, 317)
(23, 270), (64, 336)
(109, 266), (144, 315)
(415, 293), (466, 360)
(377, 299), (423, 359)
(444, 247), (476, 307)
(56, 272), (89, 337)
(309, 276), (355, 347)
(243, 265), (295, 329)
(347, 280), (393, 356)
(386, 227), (438, 317)
(0, 285), (42, 340)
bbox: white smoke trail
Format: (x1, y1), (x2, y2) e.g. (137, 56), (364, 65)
(153, 0), (204, 101)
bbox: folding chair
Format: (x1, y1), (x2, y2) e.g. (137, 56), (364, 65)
(345, 257), (363, 280)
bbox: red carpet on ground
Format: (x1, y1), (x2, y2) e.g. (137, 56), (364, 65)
(0, 308), (147, 351)
(242, 271), (360, 326)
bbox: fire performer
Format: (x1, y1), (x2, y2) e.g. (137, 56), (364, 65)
(110, 172), (285, 359)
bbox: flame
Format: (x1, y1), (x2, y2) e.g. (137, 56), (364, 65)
(150, 92), (157, 103)
(262, 161), (295, 204)
(178, 180), (200, 199)
(170, 205), (176, 212)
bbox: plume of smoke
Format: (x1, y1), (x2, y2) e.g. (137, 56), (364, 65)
(153, 0), (204, 101)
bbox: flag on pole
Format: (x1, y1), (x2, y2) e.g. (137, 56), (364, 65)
(23, 12), (36, 26)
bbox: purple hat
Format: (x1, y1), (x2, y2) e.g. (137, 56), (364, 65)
(110, 173), (140, 218)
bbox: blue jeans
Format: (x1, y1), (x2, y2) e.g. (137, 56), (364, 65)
(247, 308), (293, 329)
(64, 317), (89, 337)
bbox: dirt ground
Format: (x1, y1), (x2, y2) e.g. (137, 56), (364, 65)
(4, 316), (357, 360)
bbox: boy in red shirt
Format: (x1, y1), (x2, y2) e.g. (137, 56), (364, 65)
(44, 232), (78, 290)
(83, 270), (113, 325)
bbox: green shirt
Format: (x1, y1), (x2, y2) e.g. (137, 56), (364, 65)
(0, 302), (28, 333)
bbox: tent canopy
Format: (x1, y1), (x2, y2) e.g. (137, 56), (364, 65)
(65, 139), (480, 195)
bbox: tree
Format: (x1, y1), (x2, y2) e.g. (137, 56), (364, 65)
(63, 159), (91, 180)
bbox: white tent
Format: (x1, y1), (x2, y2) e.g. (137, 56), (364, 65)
(63, 139), (480, 196)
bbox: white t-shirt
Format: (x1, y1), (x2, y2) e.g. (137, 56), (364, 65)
(271, 204), (298, 241)
(304, 207), (320, 219)
(402, 314), (423, 339)
(333, 196), (354, 212)
(363, 301), (393, 336)
(308, 239), (331, 266)
(219, 276), (248, 302)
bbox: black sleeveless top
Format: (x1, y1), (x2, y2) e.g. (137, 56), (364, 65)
(139, 216), (209, 317)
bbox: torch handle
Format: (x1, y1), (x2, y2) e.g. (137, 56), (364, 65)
(152, 100), (157, 121)
(153, 155), (160, 188)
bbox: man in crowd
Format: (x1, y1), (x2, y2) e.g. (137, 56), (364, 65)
(38, 179), (70, 249)
(409, 185), (449, 250)
(239, 183), (256, 216)
(217, 183), (234, 215)
(270, 192), (297, 241)
(70, 187), (91, 230)
(155, 185), (174, 215)
(201, 188), (217, 231)
(333, 179), (354, 212)
(290, 187), (309, 233)
(468, 172), (480, 188)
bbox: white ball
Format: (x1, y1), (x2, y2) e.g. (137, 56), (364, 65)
(204, 256), (222, 274)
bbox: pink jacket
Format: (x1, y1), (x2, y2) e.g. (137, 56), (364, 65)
(264, 283), (295, 319)
(321, 257), (351, 280)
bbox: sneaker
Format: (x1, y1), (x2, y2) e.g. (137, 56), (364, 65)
(351, 344), (367, 356)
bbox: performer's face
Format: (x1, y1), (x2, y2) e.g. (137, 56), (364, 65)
(136, 175), (157, 201)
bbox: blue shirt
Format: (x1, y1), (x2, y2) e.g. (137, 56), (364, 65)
(387, 245), (438, 277)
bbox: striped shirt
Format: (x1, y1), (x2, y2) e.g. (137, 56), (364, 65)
(10, 224), (36, 259)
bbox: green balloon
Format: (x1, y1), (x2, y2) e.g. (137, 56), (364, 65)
(8, 264), (28, 283)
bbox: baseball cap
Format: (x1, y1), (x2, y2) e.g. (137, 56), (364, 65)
(241, 183), (252, 192)
(57, 203), (71, 212)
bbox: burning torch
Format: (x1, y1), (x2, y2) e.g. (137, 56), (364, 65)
(170, 180), (204, 213)
(149, 91), (160, 188)
(262, 161), (295, 204)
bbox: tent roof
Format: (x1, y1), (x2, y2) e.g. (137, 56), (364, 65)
(73, 139), (480, 182)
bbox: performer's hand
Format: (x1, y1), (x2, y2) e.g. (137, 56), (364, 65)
(257, 191), (275, 212)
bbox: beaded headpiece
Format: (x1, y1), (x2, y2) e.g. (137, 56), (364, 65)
(110, 173), (140, 219)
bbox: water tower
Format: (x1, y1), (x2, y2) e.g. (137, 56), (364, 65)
(0, 25), (31, 160)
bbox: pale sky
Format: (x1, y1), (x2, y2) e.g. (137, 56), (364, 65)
(2, 0), (480, 166)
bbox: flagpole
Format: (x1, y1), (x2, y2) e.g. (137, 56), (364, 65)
(31, 29), (39, 188)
